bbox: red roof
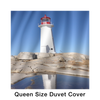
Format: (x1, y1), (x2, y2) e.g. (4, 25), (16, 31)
(41, 15), (50, 20)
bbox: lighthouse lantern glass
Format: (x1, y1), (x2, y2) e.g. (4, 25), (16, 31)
(41, 15), (51, 24)
(42, 18), (49, 22)
(41, 18), (50, 24)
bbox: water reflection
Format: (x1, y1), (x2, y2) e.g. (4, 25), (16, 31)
(42, 75), (56, 89)
(11, 74), (89, 89)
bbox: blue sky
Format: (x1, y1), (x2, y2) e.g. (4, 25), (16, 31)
(11, 11), (89, 56)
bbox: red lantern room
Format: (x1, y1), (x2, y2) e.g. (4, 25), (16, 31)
(41, 15), (51, 24)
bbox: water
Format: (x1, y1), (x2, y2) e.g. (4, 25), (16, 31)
(11, 74), (89, 89)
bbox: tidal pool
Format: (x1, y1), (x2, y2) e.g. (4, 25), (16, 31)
(11, 74), (89, 89)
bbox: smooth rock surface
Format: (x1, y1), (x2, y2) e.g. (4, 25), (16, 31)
(17, 52), (36, 59)
(49, 53), (55, 57)
(20, 66), (33, 73)
(62, 52), (89, 60)
(12, 68), (22, 73)
(11, 52), (89, 84)
(58, 57), (66, 62)
(56, 62), (65, 68)
(38, 53), (50, 59)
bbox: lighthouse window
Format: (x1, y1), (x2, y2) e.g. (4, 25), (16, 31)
(51, 48), (53, 50)
(46, 19), (49, 21)
(43, 19), (49, 22)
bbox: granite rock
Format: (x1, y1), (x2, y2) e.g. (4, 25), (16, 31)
(56, 62), (65, 68)
(17, 52), (36, 59)
(49, 53), (55, 57)
(58, 57), (66, 62)
(20, 66), (33, 73)
(37, 53), (50, 59)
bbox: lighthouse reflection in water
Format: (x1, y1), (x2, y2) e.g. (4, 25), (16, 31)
(42, 74), (56, 89)
(11, 74), (89, 89)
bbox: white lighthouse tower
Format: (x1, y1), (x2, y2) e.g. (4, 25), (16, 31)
(38, 15), (56, 53)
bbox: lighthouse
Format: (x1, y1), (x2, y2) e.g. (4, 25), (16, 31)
(38, 15), (56, 53)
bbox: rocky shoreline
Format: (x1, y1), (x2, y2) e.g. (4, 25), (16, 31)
(11, 52), (89, 84)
